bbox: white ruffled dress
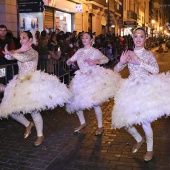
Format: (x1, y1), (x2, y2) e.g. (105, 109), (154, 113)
(66, 47), (121, 113)
(0, 48), (70, 118)
(111, 48), (170, 129)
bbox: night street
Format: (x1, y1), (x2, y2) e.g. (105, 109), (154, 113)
(0, 47), (170, 170)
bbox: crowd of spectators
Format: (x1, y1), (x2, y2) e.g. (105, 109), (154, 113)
(1, 24), (170, 74)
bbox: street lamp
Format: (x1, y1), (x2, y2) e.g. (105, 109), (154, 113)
(151, 19), (155, 24)
(106, 0), (110, 34)
(160, 26), (163, 34)
(151, 19), (155, 37)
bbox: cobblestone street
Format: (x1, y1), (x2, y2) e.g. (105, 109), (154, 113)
(0, 47), (170, 170)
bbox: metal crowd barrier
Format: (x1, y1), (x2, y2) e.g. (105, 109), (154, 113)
(38, 53), (71, 84)
(0, 63), (18, 85)
(0, 54), (71, 85)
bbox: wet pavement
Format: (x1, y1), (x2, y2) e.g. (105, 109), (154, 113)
(0, 47), (170, 170)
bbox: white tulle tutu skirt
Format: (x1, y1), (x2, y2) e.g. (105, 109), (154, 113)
(112, 72), (170, 129)
(66, 66), (121, 113)
(0, 70), (71, 118)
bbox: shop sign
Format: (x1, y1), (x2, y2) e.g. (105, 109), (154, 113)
(124, 21), (137, 27)
(117, 19), (123, 27)
(75, 4), (82, 13)
(18, 0), (45, 13)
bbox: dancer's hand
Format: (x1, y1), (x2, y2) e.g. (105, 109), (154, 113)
(119, 50), (130, 65)
(128, 51), (141, 65)
(67, 60), (75, 66)
(84, 58), (97, 66)
(3, 44), (13, 56)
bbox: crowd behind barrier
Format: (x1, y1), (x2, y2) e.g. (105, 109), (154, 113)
(0, 28), (170, 87)
(0, 54), (71, 86)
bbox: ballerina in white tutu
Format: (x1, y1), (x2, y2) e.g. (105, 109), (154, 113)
(112, 27), (159, 161)
(66, 32), (120, 135)
(1, 31), (70, 146)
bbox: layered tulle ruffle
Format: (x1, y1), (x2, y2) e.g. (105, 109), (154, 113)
(112, 72), (170, 129)
(0, 70), (71, 118)
(66, 66), (121, 113)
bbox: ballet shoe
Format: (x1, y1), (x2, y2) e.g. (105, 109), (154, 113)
(95, 127), (104, 136)
(74, 123), (86, 133)
(24, 122), (34, 138)
(144, 151), (154, 161)
(34, 136), (44, 146)
(131, 138), (145, 153)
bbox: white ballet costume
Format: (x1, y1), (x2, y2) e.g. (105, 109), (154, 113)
(66, 46), (121, 128)
(112, 47), (161, 151)
(66, 46), (121, 113)
(0, 48), (70, 136)
(0, 48), (71, 118)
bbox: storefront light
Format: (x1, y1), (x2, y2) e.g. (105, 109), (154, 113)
(60, 16), (64, 20)
(111, 25), (115, 28)
(151, 19), (155, 24)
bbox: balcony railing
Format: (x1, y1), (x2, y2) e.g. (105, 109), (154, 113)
(86, 0), (122, 16)
(127, 10), (137, 20)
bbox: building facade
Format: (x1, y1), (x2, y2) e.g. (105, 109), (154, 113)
(0, 0), (18, 37)
(122, 0), (150, 36)
(0, 0), (123, 36)
(0, 0), (169, 37)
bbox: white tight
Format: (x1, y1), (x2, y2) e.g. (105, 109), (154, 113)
(125, 122), (153, 151)
(76, 110), (85, 125)
(76, 105), (102, 128)
(10, 111), (43, 137)
(94, 106), (102, 128)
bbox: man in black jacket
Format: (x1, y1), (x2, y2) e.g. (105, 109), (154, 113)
(0, 25), (16, 84)
(0, 24), (15, 65)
